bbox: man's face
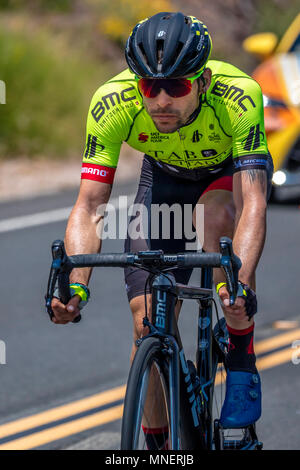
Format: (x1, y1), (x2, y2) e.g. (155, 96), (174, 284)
(142, 69), (211, 134)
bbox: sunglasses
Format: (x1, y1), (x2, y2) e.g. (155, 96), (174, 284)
(136, 70), (204, 98)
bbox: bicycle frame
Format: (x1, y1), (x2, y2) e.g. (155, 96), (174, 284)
(196, 265), (220, 449)
(141, 267), (220, 450)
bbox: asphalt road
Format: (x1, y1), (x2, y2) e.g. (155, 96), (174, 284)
(0, 181), (300, 450)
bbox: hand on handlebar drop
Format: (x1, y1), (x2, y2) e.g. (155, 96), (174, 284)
(217, 281), (257, 323)
(217, 284), (248, 323)
(51, 295), (81, 324)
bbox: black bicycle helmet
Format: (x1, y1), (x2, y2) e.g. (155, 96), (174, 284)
(125, 12), (212, 78)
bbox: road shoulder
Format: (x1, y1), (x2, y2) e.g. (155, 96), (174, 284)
(0, 144), (142, 202)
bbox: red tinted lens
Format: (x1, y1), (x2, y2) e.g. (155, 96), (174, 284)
(138, 79), (160, 98)
(138, 78), (192, 98)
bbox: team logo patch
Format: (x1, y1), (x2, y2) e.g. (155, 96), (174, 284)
(192, 130), (203, 143)
(138, 132), (149, 142)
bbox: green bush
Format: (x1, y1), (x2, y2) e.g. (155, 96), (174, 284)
(253, 0), (300, 38)
(0, 0), (73, 12)
(0, 24), (110, 159)
(94, 0), (174, 46)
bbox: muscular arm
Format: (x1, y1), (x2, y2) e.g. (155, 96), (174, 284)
(65, 179), (112, 286)
(232, 168), (268, 290)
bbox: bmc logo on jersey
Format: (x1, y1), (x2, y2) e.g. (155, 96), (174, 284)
(91, 87), (137, 122)
(138, 132), (149, 142)
(211, 81), (256, 112)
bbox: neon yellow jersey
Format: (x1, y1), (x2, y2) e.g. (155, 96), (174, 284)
(81, 60), (269, 184)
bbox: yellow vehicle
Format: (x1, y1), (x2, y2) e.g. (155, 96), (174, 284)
(243, 14), (300, 202)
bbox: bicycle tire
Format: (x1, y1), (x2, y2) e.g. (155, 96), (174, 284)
(121, 336), (177, 450)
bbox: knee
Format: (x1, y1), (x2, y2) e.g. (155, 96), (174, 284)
(130, 297), (150, 362)
(193, 199), (234, 235)
(205, 202), (234, 233)
(133, 316), (149, 342)
(130, 295), (151, 342)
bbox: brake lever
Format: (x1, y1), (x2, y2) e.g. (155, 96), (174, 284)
(219, 237), (241, 306)
(45, 263), (59, 321)
(45, 240), (81, 323)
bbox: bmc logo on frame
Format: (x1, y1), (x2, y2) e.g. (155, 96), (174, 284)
(0, 80), (6, 104)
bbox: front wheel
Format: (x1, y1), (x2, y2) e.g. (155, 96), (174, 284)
(121, 337), (176, 450)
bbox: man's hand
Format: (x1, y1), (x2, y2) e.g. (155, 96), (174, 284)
(218, 285), (248, 324)
(51, 295), (81, 324)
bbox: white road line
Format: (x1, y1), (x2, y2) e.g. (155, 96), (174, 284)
(0, 195), (135, 234)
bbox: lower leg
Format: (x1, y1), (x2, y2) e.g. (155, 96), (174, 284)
(226, 322), (256, 372)
(197, 190), (261, 426)
(198, 190), (256, 369)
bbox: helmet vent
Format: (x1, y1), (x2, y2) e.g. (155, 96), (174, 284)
(138, 42), (148, 64)
(156, 40), (164, 64)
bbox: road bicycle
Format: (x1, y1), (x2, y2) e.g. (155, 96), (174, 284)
(45, 237), (263, 450)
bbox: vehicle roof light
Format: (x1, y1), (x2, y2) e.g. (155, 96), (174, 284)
(272, 170), (287, 186)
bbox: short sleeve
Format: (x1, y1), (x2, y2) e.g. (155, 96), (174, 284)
(229, 79), (270, 172)
(81, 84), (131, 184)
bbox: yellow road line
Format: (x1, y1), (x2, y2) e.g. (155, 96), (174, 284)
(0, 384), (126, 439)
(256, 346), (293, 370)
(0, 404), (124, 450)
(2, 344), (294, 450)
(255, 328), (300, 355)
(0, 328), (299, 449)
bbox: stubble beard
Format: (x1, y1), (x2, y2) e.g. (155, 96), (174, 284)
(152, 118), (184, 134)
(143, 101), (184, 134)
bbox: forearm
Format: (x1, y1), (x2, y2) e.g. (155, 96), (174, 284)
(64, 181), (112, 286)
(233, 201), (266, 289)
(65, 206), (101, 285)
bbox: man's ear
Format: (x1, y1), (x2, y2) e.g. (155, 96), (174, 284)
(201, 68), (212, 92)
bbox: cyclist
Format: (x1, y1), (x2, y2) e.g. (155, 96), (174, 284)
(51, 12), (273, 447)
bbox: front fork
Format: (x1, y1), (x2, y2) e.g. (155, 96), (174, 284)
(142, 273), (206, 450)
(146, 273), (182, 449)
(196, 266), (216, 449)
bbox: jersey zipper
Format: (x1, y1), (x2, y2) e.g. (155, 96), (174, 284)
(176, 129), (190, 168)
